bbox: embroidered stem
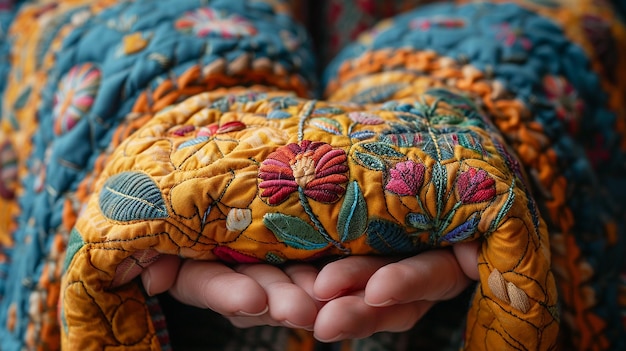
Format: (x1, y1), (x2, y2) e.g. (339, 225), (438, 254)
(299, 188), (350, 254)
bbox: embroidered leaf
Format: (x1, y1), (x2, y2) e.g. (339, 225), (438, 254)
(366, 219), (414, 254)
(441, 213), (479, 243)
(337, 181), (368, 243)
(13, 86), (32, 109)
(353, 151), (385, 171)
(349, 130), (376, 141)
(263, 213), (328, 250)
(99, 171), (168, 221)
(267, 110), (292, 119)
(406, 213), (433, 231)
(62, 228), (85, 271)
(361, 142), (405, 158)
(310, 117), (343, 135)
(487, 182), (516, 235)
(265, 251), (287, 264)
(381, 132), (425, 148)
(178, 136), (210, 149)
(433, 163), (448, 215)
(351, 83), (407, 104)
(312, 107), (345, 116)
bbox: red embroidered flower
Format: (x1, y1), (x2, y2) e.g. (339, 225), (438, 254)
(258, 141), (349, 205)
(456, 167), (496, 204)
(385, 161), (425, 196)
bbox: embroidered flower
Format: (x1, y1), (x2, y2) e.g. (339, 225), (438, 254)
(175, 7), (257, 38)
(258, 141), (349, 205)
(456, 167), (496, 204)
(53, 64), (101, 135)
(543, 75), (584, 134)
(385, 161), (425, 196)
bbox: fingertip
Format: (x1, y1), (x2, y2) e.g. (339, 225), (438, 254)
(141, 255), (181, 296)
(453, 241), (480, 281)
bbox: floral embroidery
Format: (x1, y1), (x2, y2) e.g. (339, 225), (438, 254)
(258, 141), (349, 205)
(456, 167), (496, 204)
(175, 7), (257, 38)
(385, 160), (425, 196)
(53, 64), (101, 135)
(543, 75), (584, 134)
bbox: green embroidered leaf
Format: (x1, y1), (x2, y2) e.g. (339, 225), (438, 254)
(265, 252), (287, 265)
(433, 163), (448, 215)
(353, 151), (385, 171)
(366, 219), (415, 254)
(361, 142), (405, 158)
(62, 228), (85, 272)
(99, 171), (168, 222)
(312, 107), (345, 116)
(487, 182), (516, 235)
(310, 117), (343, 135)
(337, 181), (368, 243)
(264, 213), (328, 250)
(406, 213), (433, 231)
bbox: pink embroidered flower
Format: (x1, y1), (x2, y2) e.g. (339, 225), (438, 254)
(175, 7), (257, 38)
(385, 161), (425, 196)
(456, 167), (496, 204)
(543, 75), (584, 134)
(53, 64), (101, 135)
(258, 141), (349, 205)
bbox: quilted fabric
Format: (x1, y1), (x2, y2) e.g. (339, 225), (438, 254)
(0, 0), (625, 350)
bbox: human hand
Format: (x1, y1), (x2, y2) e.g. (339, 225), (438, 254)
(311, 241), (480, 342)
(140, 240), (479, 340)
(140, 256), (321, 330)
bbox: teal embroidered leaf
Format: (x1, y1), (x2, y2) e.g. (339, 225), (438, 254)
(178, 136), (210, 149)
(361, 142), (405, 158)
(351, 83), (408, 104)
(366, 219), (414, 254)
(267, 110), (292, 119)
(337, 181), (368, 243)
(13, 86), (32, 109)
(441, 213), (479, 243)
(62, 228), (85, 272)
(99, 171), (168, 222)
(433, 163), (447, 215)
(406, 213), (433, 231)
(264, 213), (328, 250)
(312, 107), (345, 116)
(349, 130), (376, 141)
(353, 151), (385, 171)
(310, 117), (343, 135)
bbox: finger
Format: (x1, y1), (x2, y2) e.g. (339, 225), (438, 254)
(313, 256), (396, 301)
(453, 240), (480, 281)
(168, 260), (268, 317)
(314, 294), (434, 342)
(236, 264), (318, 329)
(282, 264), (323, 308)
(140, 255), (182, 296)
(364, 249), (472, 307)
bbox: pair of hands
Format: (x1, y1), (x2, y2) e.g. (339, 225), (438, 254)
(140, 242), (479, 343)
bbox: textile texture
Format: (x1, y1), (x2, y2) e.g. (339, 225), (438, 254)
(0, 0), (624, 351)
